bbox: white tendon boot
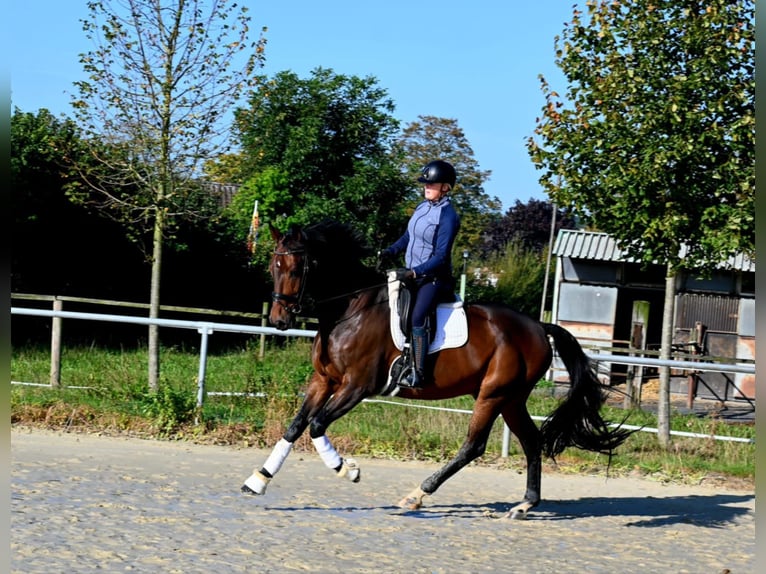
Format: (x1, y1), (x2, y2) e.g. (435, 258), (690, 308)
(242, 470), (270, 495)
(312, 435), (361, 483)
(242, 438), (293, 495)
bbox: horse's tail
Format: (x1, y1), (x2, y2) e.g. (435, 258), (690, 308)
(540, 323), (633, 460)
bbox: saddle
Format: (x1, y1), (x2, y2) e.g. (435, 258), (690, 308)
(386, 271), (468, 354)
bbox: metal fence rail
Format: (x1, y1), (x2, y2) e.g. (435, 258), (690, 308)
(11, 306), (755, 447)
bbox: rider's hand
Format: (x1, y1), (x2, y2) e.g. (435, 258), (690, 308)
(395, 268), (416, 282)
(376, 250), (395, 273)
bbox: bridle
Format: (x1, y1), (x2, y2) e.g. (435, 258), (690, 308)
(271, 242), (390, 319)
(271, 246), (309, 315)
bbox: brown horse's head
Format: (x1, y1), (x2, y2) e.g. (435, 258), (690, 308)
(268, 224), (308, 330)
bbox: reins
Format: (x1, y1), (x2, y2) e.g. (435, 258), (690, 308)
(314, 282), (389, 305)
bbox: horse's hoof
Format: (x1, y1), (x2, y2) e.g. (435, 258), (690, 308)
(241, 484), (257, 495)
(339, 458), (361, 483)
(397, 497), (421, 511)
(509, 508), (528, 520)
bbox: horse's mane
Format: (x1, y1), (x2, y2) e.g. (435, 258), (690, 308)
(298, 219), (373, 269)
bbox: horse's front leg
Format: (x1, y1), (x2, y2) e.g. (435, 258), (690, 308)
(307, 381), (369, 484)
(241, 376), (331, 496)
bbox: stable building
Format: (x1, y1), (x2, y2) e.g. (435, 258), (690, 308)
(550, 230), (755, 403)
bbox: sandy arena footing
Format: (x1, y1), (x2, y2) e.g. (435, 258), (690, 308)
(11, 428), (754, 573)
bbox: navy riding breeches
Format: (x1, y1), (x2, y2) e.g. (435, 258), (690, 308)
(411, 279), (452, 329)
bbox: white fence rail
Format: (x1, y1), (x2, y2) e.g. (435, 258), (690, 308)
(11, 306), (754, 447)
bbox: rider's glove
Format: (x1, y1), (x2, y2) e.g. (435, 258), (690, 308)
(395, 268), (416, 282)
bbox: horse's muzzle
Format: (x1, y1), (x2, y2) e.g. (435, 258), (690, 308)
(270, 315), (292, 331)
(270, 292), (301, 330)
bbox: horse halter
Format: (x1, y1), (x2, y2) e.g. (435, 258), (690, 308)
(271, 246), (309, 316)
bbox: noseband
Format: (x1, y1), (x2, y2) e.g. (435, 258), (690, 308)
(271, 246), (309, 315)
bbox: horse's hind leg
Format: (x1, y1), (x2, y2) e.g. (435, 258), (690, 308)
(501, 402), (542, 519)
(398, 398), (501, 510)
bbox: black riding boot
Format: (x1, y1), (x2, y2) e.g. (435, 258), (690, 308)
(402, 326), (428, 388)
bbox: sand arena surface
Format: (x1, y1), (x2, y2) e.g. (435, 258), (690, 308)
(12, 428), (754, 573)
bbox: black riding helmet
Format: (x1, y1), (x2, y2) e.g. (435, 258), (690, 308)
(418, 160), (456, 188)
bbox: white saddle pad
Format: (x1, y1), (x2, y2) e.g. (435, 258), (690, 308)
(386, 271), (468, 353)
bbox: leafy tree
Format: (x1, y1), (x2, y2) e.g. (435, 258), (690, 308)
(479, 198), (576, 259)
(68, 0), (267, 390)
(11, 107), (147, 299)
(527, 0), (754, 446)
(466, 239), (546, 317)
(231, 67), (410, 249)
(397, 115), (501, 256)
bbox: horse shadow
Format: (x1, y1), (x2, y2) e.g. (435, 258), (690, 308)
(263, 493), (754, 528)
(408, 493), (754, 528)
(530, 493), (754, 527)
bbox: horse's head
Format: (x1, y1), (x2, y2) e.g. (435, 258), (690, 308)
(267, 219), (376, 329)
(268, 223), (309, 330)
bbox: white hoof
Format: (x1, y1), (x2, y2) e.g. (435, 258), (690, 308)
(241, 471), (270, 495)
(510, 508), (528, 520)
(338, 458), (361, 483)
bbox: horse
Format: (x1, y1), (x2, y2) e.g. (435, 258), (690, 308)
(241, 219), (632, 518)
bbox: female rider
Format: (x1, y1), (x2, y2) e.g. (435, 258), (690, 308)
(380, 160), (460, 387)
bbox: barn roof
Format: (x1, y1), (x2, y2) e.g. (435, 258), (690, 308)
(553, 230), (755, 272)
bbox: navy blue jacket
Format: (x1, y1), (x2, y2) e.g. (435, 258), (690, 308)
(386, 196), (460, 281)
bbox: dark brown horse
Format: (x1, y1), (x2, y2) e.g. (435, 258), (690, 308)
(242, 220), (631, 518)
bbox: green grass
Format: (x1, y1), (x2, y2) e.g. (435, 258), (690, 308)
(11, 341), (754, 485)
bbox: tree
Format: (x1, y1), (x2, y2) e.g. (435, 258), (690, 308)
(478, 198), (576, 259)
(397, 115), (501, 256)
(467, 239), (547, 317)
(527, 0), (754, 447)
(11, 108), (149, 301)
(230, 67), (410, 249)
(68, 0), (266, 390)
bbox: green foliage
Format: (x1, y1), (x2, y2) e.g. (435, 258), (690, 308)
(527, 0), (754, 273)
(139, 383), (198, 436)
(10, 108), (151, 296)
(466, 239), (546, 317)
(231, 67), (410, 247)
(227, 167), (291, 234)
(478, 199), (576, 260)
(10, 342), (754, 480)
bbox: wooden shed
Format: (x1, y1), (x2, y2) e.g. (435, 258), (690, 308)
(550, 230), (755, 402)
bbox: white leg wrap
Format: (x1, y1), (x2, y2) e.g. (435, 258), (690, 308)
(312, 435), (342, 469)
(263, 438), (293, 476)
(243, 470), (271, 495)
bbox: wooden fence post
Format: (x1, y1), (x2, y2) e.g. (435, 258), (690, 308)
(50, 298), (62, 387)
(624, 300), (649, 410)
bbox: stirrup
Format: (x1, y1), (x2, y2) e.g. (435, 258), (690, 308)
(398, 368), (423, 388)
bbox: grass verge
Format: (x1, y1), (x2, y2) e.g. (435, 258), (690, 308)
(11, 340), (754, 489)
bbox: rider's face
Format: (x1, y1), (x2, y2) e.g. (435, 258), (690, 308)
(423, 182), (447, 201)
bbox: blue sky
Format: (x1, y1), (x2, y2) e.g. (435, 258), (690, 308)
(10, 0), (577, 211)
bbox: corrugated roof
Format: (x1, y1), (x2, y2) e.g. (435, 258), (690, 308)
(553, 230), (755, 272)
(553, 230), (628, 262)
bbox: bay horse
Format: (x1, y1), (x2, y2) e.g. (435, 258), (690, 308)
(242, 220), (631, 518)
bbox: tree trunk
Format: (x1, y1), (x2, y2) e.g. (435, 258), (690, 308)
(657, 266), (677, 448)
(148, 208), (164, 392)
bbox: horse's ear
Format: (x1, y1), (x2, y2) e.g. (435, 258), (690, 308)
(269, 223), (281, 242)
